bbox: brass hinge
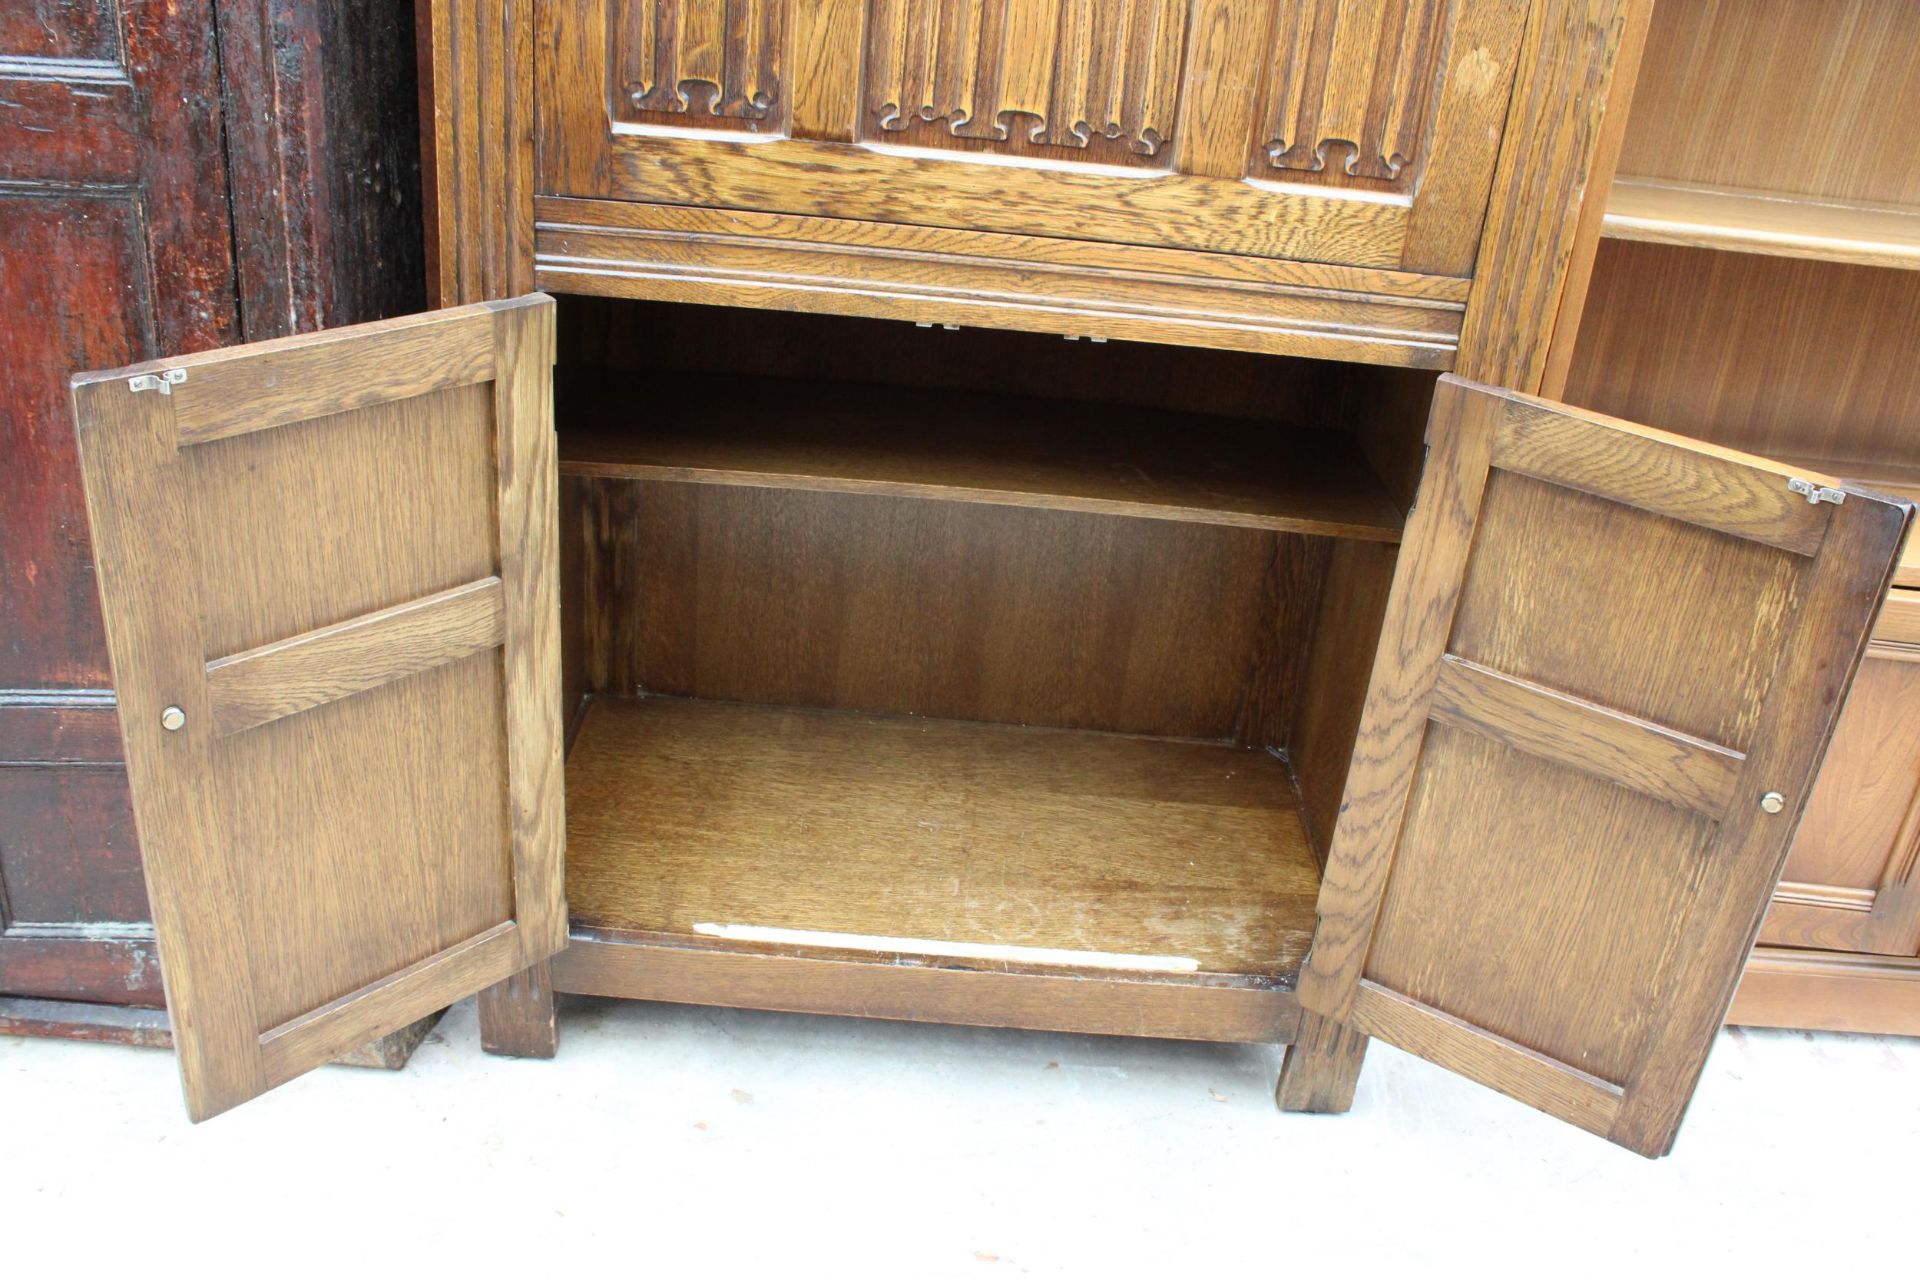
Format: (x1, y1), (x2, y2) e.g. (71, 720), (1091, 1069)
(1787, 477), (1845, 506)
(128, 368), (187, 395)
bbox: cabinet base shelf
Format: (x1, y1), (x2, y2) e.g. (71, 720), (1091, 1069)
(559, 696), (1320, 1042)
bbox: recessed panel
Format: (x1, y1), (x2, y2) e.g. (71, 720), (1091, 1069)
(183, 384), (498, 658)
(0, 190), (148, 689)
(0, 0), (119, 62)
(0, 767), (144, 924)
(1449, 470), (1803, 750)
(215, 651), (511, 1032)
(1365, 724), (1716, 1084)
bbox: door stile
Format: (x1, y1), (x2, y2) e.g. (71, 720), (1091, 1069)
(492, 297), (570, 962)
(72, 376), (266, 1118)
(1611, 493), (1910, 1153)
(1295, 377), (1498, 1023)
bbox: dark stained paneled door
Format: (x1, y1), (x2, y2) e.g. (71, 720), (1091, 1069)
(0, 0), (239, 1017)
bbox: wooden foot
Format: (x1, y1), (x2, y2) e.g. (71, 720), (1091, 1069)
(1276, 1010), (1369, 1113)
(479, 960), (559, 1058)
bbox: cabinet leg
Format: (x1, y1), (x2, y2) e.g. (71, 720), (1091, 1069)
(478, 960), (559, 1058)
(1276, 1011), (1368, 1113)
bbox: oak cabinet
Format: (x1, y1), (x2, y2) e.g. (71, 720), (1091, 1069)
(69, 294), (1910, 1155)
(52, 0), (1918, 1160)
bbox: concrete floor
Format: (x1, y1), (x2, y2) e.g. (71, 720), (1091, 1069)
(3, 998), (1914, 1274)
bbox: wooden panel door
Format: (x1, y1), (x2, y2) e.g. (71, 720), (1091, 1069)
(0, 0), (238, 1016)
(538, 0), (1536, 277)
(69, 297), (567, 1120)
(1296, 377), (1912, 1157)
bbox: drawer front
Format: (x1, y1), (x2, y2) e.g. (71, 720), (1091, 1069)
(539, 0), (1528, 278)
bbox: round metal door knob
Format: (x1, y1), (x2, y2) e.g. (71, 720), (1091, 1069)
(1759, 791), (1786, 815)
(160, 706), (186, 732)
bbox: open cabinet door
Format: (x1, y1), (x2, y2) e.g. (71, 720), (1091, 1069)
(70, 296), (566, 1120)
(1297, 376), (1912, 1157)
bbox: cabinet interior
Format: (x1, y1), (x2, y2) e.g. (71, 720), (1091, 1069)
(550, 296), (1434, 1004)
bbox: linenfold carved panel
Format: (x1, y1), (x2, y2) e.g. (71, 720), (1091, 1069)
(1256, 0), (1452, 191)
(614, 0), (787, 132)
(863, 0), (1189, 168)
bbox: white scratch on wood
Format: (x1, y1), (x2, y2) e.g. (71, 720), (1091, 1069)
(693, 923), (1201, 973)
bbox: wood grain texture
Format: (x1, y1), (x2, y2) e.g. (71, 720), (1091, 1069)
(1430, 654), (1745, 820)
(1287, 539), (1400, 862)
(1254, 0), (1451, 190)
(1612, 494), (1910, 1155)
(863, 0), (1186, 166)
(553, 934), (1302, 1044)
(258, 922), (523, 1085)
(478, 959), (560, 1057)
(215, 0), (427, 339)
(71, 297), (565, 1120)
(1615, 0), (1920, 212)
(0, 996), (444, 1066)
(1490, 398), (1832, 556)
(1275, 1009), (1369, 1113)
(1348, 981), (1622, 1134)
(1296, 379), (1497, 1017)
(2, 0), (432, 1038)
(151, 308), (495, 446)
(1307, 375), (1910, 1156)
(1455, 0), (1647, 390)
(1877, 588), (1920, 651)
(419, 0), (536, 304)
(568, 477), (1310, 741)
(1729, 949), (1920, 1037)
(538, 0), (1532, 304)
(205, 577), (506, 738)
(614, 0), (787, 131)
(605, 120), (1413, 264)
(492, 298), (570, 962)
(1759, 650), (1920, 956)
(0, 0), (238, 1024)
(787, 0), (861, 141)
(1603, 179), (1920, 272)
(565, 697), (1322, 988)
(558, 369), (1405, 542)
(1564, 241), (1920, 480)
(535, 197), (1465, 367)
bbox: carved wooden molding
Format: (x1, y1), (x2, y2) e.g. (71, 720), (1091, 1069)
(615, 0), (787, 129)
(1257, 0), (1451, 189)
(863, 0), (1188, 166)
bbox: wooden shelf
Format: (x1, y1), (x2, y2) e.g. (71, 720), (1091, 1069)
(1603, 179), (1920, 271)
(557, 371), (1406, 544)
(563, 697), (1321, 988)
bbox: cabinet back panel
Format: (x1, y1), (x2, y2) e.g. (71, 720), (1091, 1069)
(1618, 0), (1920, 209)
(570, 476), (1321, 742)
(1564, 242), (1920, 475)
